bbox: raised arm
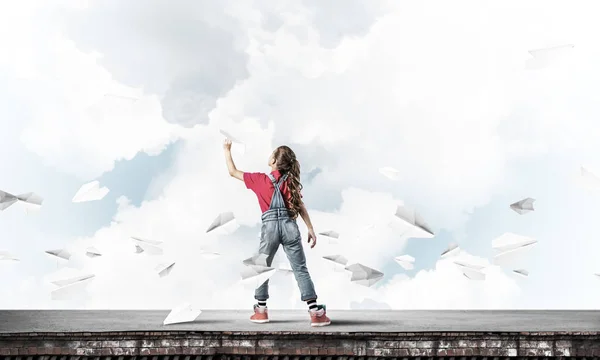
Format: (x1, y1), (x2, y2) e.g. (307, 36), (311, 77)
(223, 139), (244, 181)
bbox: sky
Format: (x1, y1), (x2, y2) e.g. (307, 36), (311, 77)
(1, 0), (600, 311)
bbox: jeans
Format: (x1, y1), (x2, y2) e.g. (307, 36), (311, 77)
(254, 208), (318, 302)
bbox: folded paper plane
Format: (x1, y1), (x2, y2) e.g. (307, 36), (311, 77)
(240, 265), (277, 289)
(51, 275), (94, 300)
(322, 255), (348, 272)
(156, 262), (176, 277)
(45, 249), (72, 261)
(579, 166), (600, 189)
(526, 44), (574, 70)
(0, 190), (43, 212)
(243, 253), (269, 267)
(345, 263), (384, 287)
(219, 129), (246, 155)
(394, 205), (434, 238)
(131, 237), (163, 255)
(0, 250), (19, 261)
(199, 250), (221, 259)
(319, 230), (339, 239)
(323, 254), (348, 266)
(441, 243), (460, 258)
(493, 240), (537, 266)
(379, 167), (401, 180)
(51, 274), (95, 287)
(510, 198), (535, 215)
(85, 247), (102, 258)
(394, 255), (415, 270)
(492, 233), (537, 253)
(206, 212), (236, 233)
(513, 269), (529, 278)
(163, 302), (202, 325)
(72, 181), (110, 203)
(461, 267), (486, 281)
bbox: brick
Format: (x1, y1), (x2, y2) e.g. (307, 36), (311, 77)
(140, 340), (154, 347)
(408, 348), (434, 356)
(556, 340), (572, 347)
(416, 341), (433, 348)
(101, 341), (120, 348)
(372, 349), (392, 357)
(119, 341), (137, 348)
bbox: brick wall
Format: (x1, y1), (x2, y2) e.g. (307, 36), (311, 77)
(0, 331), (599, 358)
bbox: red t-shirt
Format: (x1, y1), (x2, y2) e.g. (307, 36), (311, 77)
(243, 170), (301, 213)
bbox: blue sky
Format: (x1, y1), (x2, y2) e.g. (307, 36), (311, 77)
(1, 0), (600, 310)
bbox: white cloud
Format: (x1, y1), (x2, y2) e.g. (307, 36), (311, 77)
(0, 1), (181, 180)
(3, 0), (600, 310)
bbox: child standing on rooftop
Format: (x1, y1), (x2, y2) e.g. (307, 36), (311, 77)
(223, 139), (331, 327)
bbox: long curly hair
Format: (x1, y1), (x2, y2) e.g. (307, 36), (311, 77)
(273, 145), (303, 219)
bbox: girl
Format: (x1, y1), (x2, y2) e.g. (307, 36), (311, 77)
(223, 139), (331, 327)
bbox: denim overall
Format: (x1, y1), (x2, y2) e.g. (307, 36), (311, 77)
(254, 173), (317, 302)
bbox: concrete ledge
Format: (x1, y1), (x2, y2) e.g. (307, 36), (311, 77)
(1, 331), (599, 357)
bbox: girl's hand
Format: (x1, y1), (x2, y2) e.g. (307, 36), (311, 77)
(223, 139), (232, 151)
(307, 228), (317, 248)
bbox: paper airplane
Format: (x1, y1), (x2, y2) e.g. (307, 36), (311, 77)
(394, 255), (415, 270)
(219, 129), (246, 155)
(240, 265), (277, 289)
(345, 263), (384, 287)
(243, 253), (269, 267)
(319, 230), (340, 239)
(510, 198), (535, 215)
(492, 233), (537, 252)
(322, 254), (348, 272)
(275, 262), (293, 275)
(206, 212), (236, 233)
(453, 261), (486, 280)
(393, 204), (434, 238)
(72, 181), (110, 203)
(461, 267), (486, 281)
(0, 250), (19, 261)
(526, 44), (574, 70)
(104, 93), (139, 102)
(493, 241), (537, 266)
(0, 190), (43, 212)
(45, 249), (72, 261)
(156, 262), (176, 277)
(51, 276), (94, 300)
(323, 254), (348, 266)
(379, 167), (401, 180)
(441, 243), (460, 258)
(199, 250), (221, 259)
(131, 237), (163, 255)
(513, 269), (529, 278)
(163, 302), (202, 325)
(50, 274), (95, 287)
(579, 166), (600, 189)
(85, 247), (102, 258)
(453, 260), (485, 271)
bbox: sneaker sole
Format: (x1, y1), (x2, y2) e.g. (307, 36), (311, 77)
(250, 319), (270, 324)
(311, 320), (331, 327)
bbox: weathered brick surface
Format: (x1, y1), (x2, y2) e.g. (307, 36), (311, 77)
(0, 331), (599, 358)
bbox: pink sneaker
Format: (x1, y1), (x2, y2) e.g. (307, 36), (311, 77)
(250, 304), (269, 323)
(309, 304), (331, 327)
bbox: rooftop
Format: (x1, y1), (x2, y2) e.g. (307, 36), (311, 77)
(1, 310), (599, 333)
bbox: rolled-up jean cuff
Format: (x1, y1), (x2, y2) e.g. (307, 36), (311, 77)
(301, 294), (317, 302)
